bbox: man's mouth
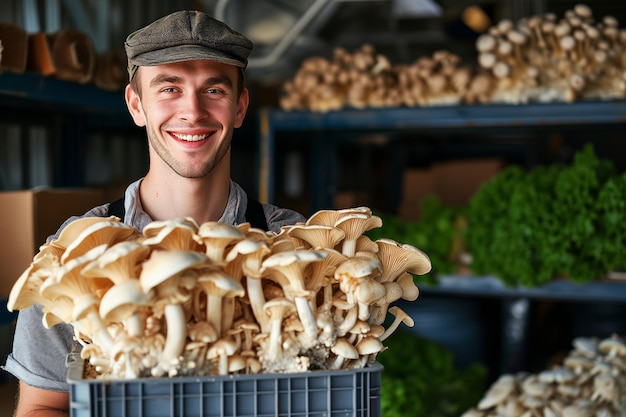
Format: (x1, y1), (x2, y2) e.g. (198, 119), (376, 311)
(172, 133), (210, 142)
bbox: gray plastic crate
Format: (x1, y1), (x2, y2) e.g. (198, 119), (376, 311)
(67, 354), (382, 417)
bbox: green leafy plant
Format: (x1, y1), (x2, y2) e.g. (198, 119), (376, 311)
(378, 330), (487, 417)
(368, 195), (464, 285)
(466, 144), (626, 286)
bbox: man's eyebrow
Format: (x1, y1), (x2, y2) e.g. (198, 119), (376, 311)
(205, 76), (233, 88)
(149, 74), (183, 88)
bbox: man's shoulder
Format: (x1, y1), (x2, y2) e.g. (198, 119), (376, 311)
(262, 203), (306, 233)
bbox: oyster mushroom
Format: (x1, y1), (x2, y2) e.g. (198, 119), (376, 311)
(60, 219), (140, 264)
(335, 213), (383, 257)
(196, 269), (245, 336)
(379, 306), (414, 341)
(598, 334), (626, 358)
(286, 224), (346, 250)
(99, 279), (155, 337)
(262, 297), (297, 364)
(375, 238), (432, 283)
(335, 255), (386, 321)
(224, 237), (271, 332)
(207, 337), (239, 376)
(139, 249), (208, 374)
(261, 249), (328, 346)
(81, 241), (151, 285)
(39, 244), (112, 349)
(478, 375), (516, 410)
(142, 217), (204, 251)
(197, 221), (245, 266)
(329, 337), (359, 369)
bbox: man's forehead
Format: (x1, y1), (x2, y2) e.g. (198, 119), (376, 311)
(140, 61), (238, 84)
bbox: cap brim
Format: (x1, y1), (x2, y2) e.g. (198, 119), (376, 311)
(129, 44), (247, 68)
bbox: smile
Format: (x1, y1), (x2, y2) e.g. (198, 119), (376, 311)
(172, 133), (209, 142)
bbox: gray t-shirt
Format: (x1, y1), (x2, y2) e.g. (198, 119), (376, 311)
(3, 178), (305, 392)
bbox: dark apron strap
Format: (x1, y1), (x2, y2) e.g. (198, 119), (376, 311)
(107, 197), (125, 219)
(244, 197), (269, 231)
(106, 196), (268, 230)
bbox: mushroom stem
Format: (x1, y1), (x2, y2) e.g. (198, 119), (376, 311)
(206, 294), (223, 336)
(161, 304), (187, 366)
(295, 296), (318, 346)
(336, 305), (358, 337)
(246, 278), (269, 333)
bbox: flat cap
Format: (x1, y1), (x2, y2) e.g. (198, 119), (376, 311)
(124, 10), (253, 80)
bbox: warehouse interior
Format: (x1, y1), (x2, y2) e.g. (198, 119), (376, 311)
(2, 0), (626, 416)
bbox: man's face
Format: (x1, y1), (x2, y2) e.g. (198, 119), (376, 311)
(125, 60), (248, 179)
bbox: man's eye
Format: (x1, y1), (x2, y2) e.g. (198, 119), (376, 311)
(162, 87), (178, 93)
(207, 88), (224, 95)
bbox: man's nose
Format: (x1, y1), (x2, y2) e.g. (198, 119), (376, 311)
(180, 93), (208, 121)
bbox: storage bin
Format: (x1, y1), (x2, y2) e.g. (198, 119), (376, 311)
(67, 353), (382, 417)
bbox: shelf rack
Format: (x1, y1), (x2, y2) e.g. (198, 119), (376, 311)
(0, 72), (137, 187)
(257, 100), (626, 208)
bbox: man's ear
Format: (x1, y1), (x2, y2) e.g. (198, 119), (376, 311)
(125, 84), (147, 127)
(234, 88), (249, 129)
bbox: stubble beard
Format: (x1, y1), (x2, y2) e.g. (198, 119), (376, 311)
(147, 123), (231, 179)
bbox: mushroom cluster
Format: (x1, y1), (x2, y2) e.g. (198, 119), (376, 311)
(280, 44), (480, 112)
(463, 334), (626, 417)
(476, 4), (626, 104)
(279, 4), (626, 112)
(8, 206), (431, 379)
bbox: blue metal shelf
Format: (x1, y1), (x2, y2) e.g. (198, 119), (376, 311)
(423, 275), (626, 303)
(0, 71), (128, 116)
(257, 101), (626, 206)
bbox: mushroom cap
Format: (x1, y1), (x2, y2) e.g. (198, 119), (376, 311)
(376, 238), (432, 281)
(8, 253), (61, 311)
(40, 244), (109, 300)
(286, 224), (346, 250)
(356, 335), (384, 355)
(261, 249), (327, 296)
(61, 220), (140, 264)
(206, 337), (239, 360)
(99, 279), (154, 322)
(334, 213), (383, 240)
(331, 337), (359, 360)
(197, 221), (246, 264)
(598, 335), (626, 357)
(335, 255), (382, 280)
(188, 321), (218, 343)
(397, 272), (420, 301)
(477, 375), (516, 409)
(263, 297), (296, 319)
(224, 237), (271, 278)
(388, 306), (414, 327)
(142, 217), (204, 251)
(81, 241), (151, 284)
(197, 269), (245, 299)
(139, 249), (208, 293)
(52, 216), (121, 249)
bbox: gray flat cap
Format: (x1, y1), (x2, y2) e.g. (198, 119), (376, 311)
(125, 10), (253, 80)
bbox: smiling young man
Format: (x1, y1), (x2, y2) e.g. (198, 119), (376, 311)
(3, 11), (305, 416)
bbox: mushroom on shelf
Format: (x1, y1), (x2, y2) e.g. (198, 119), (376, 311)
(463, 333), (626, 417)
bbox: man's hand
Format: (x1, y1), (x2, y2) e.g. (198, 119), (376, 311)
(13, 381), (69, 417)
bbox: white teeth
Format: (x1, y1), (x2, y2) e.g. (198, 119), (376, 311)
(173, 133), (208, 142)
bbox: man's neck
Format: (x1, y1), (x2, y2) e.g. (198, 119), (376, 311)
(139, 169), (230, 224)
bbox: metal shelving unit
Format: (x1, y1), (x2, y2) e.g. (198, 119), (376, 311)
(0, 72), (137, 187)
(257, 101), (626, 208)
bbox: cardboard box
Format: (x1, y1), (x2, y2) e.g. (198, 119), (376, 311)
(0, 188), (105, 297)
(399, 159), (503, 220)
(432, 159), (503, 206)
